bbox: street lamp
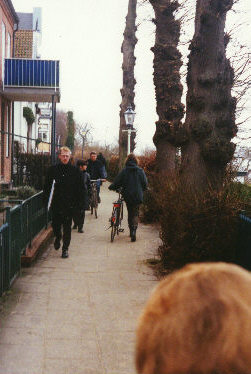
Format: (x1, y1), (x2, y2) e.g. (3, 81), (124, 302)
(123, 104), (136, 155)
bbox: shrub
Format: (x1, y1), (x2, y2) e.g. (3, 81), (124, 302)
(149, 174), (248, 274)
(138, 151), (157, 223)
(16, 186), (37, 200)
(106, 155), (119, 181)
(13, 151), (51, 190)
(23, 107), (35, 125)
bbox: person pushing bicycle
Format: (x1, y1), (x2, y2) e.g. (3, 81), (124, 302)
(87, 151), (106, 203)
(108, 153), (147, 242)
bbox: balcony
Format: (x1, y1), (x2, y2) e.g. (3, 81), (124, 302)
(2, 59), (60, 103)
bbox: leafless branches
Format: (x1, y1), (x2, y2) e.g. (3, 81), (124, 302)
(75, 122), (93, 146)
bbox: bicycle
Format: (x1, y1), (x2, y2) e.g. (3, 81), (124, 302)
(109, 190), (124, 242)
(90, 179), (100, 218)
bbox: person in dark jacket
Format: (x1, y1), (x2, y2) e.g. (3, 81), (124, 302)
(97, 152), (107, 181)
(108, 153), (147, 242)
(72, 160), (91, 233)
(87, 151), (106, 202)
(43, 146), (86, 258)
(97, 152), (107, 169)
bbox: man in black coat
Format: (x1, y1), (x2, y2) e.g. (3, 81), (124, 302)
(108, 153), (148, 242)
(43, 146), (86, 258)
(87, 151), (106, 202)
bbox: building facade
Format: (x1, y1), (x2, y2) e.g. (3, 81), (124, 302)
(13, 8), (42, 155)
(0, 1), (60, 184)
(0, 0), (18, 183)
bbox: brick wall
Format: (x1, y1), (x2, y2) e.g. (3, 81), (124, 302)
(0, 0), (15, 83)
(0, 98), (12, 183)
(14, 30), (33, 58)
(0, 0), (17, 183)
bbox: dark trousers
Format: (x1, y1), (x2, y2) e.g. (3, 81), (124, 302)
(126, 203), (140, 228)
(52, 210), (72, 249)
(73, 210), (85, 229)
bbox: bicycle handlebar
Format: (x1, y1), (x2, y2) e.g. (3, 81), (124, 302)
(90, 179), (106, 182)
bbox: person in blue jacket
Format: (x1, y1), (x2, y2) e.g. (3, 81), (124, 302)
(108, 153), (147, 242)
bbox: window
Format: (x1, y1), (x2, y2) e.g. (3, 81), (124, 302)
(2, 22), (6, 79)
(7, 33), (11, 58)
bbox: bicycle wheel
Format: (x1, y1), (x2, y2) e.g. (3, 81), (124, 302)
(90, 193), (94, 214)
(116, 207), (121, 235)
(119, 203), (123, 227)
(94, 190), (98, 218)
(111, 223), (116, 242)
(110, 208), (117, 242)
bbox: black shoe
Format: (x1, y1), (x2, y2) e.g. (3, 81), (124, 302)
(78, 228), (84, 233)
(62, 248), (69, 258)
(131, 228), (136, 242)
(72, 224), (77, 229)
(98, 196), (101, 203)
(54, 237), (61, 250)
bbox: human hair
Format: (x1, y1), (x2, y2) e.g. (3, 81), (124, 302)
(76, 159), (85, 167)
(90, 151), (97, 156)
(125, 153), (138, 165)
(135, 262), (251, 374)
(76, 159), (88, 167)
(59, 146), (71, 155)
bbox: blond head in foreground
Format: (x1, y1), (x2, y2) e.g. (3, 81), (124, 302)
(135, 262), (251, 374)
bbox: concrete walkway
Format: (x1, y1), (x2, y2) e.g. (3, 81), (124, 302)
(0, 184), (160, 374)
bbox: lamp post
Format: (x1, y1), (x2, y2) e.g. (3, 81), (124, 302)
(123, 104), (136, 155)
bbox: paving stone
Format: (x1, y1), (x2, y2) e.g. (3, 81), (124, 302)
(0, 343), (44, 374)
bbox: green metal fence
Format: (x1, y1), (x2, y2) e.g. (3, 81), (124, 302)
(236, 213), (251, 271)
(0, 191), (49, 296)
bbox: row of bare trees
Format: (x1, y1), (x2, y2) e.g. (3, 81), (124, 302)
(119, 0), (249, 191)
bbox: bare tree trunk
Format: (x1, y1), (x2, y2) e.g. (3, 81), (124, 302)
(182, 0), (236, 189)
(150, 0), (185, 173)
(27, 124), (32, 153)
(119, 0), (137, 169)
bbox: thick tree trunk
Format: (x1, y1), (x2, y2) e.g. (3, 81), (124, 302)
(119, 0), (137, 169)
(182, 0), (236, 189)
(150, 0), (185, 173)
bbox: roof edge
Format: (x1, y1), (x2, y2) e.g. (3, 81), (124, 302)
(5, 0), (19, 24)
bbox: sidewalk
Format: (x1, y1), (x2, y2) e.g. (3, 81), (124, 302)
(0, 184), (160, 374)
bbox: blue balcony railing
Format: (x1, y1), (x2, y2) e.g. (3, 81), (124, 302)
(4, 58), (60, 88)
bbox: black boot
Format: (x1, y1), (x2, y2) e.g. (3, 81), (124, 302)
(72, 224), (77, 229)
(62, 247), (69, 258)
(54, 237), (61, 250)
(131, 226), (137, 242)
(78, 226), (84, 233)
(129, 226), (133, 237)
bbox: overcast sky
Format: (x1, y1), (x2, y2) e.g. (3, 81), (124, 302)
(12, 0), (250, 153)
